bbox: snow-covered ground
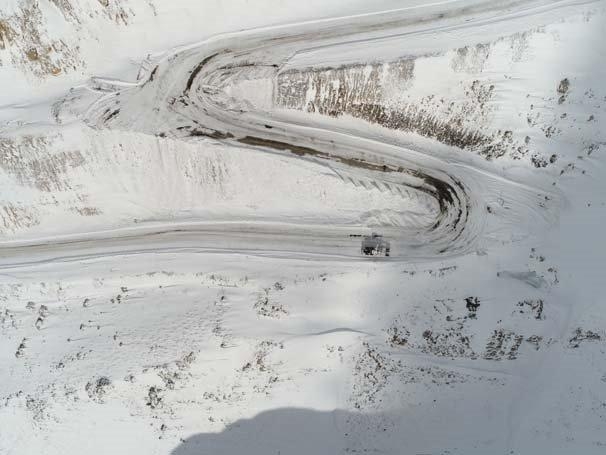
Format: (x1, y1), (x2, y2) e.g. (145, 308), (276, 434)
(1, 1), (605, 454)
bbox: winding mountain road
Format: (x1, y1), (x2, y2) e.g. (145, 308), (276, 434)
(3, 0), (568, 265)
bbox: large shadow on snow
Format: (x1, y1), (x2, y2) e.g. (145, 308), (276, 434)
(170, 407), (375, 455)
(169, 405), (509, 454)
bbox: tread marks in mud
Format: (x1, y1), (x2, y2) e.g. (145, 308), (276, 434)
(148, 65), (159, 82)
(189, 128), (234, 140)
(104, 108), (120, 122)
(184, 52), (219, 94)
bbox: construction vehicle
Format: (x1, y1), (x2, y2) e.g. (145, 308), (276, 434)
(360, 233), (390, 257)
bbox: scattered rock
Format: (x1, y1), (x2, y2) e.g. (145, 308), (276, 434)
(146, 386), (162, 409)
(85, 376), (112, 402)
(386, 324), (409, 347)
(484, 330), (524, 360)
(15, 338), (26, 358)
(254, 288), (287, 318)
(465, 297), (481, 319)
(569, 328), (602, 348)
(25, 396), (47, 421)
(531, 153), (549, 168)
(176, 351), (196, 370)
(421, 325), (475, 359)
(351, 342), (396, 409)
(525, 335), (543, 350)
(517, 299), (544, 320)
(557, 78), (570, 104)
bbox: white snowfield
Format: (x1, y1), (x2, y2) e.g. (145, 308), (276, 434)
(0, 1), (605, 454)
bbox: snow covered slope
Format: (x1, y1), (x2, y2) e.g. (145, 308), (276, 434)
(1, 1), (606, 454)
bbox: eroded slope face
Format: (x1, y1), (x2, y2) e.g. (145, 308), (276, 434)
(276, 61), (518, 160)
(271, 12), (603, 168)
(0, 0), (157, 80)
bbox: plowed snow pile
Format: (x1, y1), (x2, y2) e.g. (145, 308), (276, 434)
(1, 1), (605, 454)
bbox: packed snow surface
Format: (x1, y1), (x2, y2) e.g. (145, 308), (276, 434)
(1, 0), (605, 454)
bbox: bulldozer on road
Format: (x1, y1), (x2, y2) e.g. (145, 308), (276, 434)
(360, 233), (390, 257)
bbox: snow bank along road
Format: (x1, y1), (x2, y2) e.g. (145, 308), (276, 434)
(39, 0), (577, 262)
